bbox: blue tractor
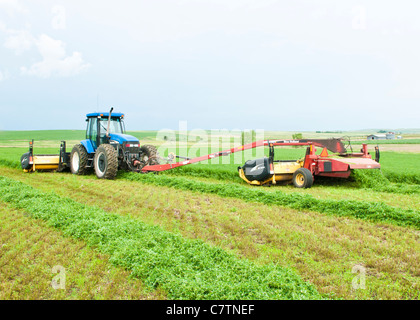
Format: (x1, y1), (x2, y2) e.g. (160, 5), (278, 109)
(21, 108), (160, 179)
(69, 108), (160, 179)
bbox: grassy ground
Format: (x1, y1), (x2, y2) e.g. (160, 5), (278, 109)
(0, 175), (323, 300)
(0, 166), (418, 299)
(0, 202), (163, 300)
(1, 130), (419, 300)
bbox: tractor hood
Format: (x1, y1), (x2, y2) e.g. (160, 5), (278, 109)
(109, 133), (139, 144)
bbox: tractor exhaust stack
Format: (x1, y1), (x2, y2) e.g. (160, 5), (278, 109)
(106, 107), (114, 138)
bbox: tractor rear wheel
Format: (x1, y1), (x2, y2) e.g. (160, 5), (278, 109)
(140, 145), (160, 166)
(292, 168), (314, 188)
(94, 144), (118, 179)
(70, 144), (89, 175)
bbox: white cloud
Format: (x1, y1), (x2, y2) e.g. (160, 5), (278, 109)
(51, 5), (66, 30)
(0, 0), (28, 16)
(4, 29), (34, 54)
(20, 34), (91, 78)
(1, 2), (89, 79)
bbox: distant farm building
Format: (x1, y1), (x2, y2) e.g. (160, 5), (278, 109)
(367, 132), (396, 140)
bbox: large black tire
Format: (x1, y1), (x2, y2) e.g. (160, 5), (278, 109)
(70, 144), (89, 175)
(292, 168), (314, 188)
(94, 144), (118, 179)
(140, 145), (160, 165)
(20, 152), (32, 170)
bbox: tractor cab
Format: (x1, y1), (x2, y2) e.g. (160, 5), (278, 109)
(81, 111), (140, 155)
(85, 112), (126, 149)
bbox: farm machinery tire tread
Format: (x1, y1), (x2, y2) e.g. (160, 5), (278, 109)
(70, 144), (90, 175)
(292, 168), (314, 189)
(94, 144), (118, 179)
(141, 145), (160, 165)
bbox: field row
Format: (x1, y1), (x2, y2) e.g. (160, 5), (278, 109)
(1, 149), (419, 227)
(0, 202), (161, 300)
(1, 141), (419, 300)
(122, 172), (420, 229)
(0, 166), (419, 299)
(0, 175), (323, 300)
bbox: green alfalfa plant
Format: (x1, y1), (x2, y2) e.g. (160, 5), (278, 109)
(382, 170), (420, 185)
(0, 176), (324, 300)
(160, 165), (242, 183)
(351, 170), (420, 194)
(0, 158), (20, 169)
(121, 172), (420, 229)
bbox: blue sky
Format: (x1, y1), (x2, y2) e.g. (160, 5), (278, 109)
(0, 0), (419, 131)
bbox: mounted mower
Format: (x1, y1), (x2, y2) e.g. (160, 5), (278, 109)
(237, 139), (381, 188)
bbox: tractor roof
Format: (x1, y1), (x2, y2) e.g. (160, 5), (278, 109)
(86, 112), (124, 118)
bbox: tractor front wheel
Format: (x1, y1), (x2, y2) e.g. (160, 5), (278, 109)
(70, 144), (89, 175)
(94, 144), (118, 179)
(292, 168), (314, 188)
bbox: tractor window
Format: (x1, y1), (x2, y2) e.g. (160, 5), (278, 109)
(97, 118), (123, 145)
(99, 118), (123, 134)
(87, 118), (98, 149)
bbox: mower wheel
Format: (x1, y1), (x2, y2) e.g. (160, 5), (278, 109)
(94, 144), (118, 179)
(140, 145), (160, 165)
(292, 168), (314, 188)
(70, 144), (90, 175)
(20, 152), (32, 170)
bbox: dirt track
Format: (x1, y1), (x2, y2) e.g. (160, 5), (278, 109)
(374, 144), (420, 153)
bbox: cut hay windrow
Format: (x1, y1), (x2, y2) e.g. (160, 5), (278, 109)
(1, 154), (419, 227)
(382, 170), (420, 185)
(0, 176), (323, 300)
(160, 165), (242, 183)
(0, 158), (20, 170)
(351, 170), (420, 194)
(121, 172), (420, 229)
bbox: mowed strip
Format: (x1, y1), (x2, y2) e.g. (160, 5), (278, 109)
(160, 167), (420, 211)
(1, 167), (419, 299)
(121, 173), (420, 229)
(0, 175), (323, 300)
(0, 202), (162, 300)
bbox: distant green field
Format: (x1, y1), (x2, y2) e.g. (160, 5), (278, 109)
(0, 130), (159, 142)
(0, 130), (86, 141)
(2, 130), (420, 143)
